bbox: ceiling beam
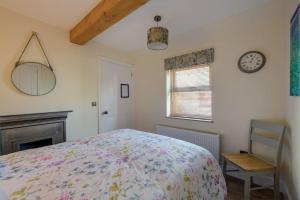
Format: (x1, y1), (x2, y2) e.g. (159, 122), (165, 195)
(70, 0), (149, 45)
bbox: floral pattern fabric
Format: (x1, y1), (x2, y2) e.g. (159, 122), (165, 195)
(164, 48), (215, 70)
(0, 129), (226, 200)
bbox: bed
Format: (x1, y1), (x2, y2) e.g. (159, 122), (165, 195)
(0, 129), (226, 200)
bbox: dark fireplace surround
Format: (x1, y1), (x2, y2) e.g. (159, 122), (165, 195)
(0, 111), (72, 155)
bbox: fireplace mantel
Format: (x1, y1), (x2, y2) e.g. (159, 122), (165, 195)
(0, 111), (72, 155)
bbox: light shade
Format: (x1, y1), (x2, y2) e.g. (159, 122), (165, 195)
(147, 27), (168, 50)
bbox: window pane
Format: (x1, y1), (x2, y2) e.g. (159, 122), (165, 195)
(174, 66), (210, 89)
(167, 65), (212, 120)
(171, 91), (212, 119)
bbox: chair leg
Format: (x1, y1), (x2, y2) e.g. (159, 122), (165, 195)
(274, 173), (280, 200)
(222, 158), (229, 187)
(222, 159), (227, 178)
(244, 173), (251, 200)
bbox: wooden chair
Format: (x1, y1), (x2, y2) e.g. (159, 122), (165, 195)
(222, 120), (287, 200)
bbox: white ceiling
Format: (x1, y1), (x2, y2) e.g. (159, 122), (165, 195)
(0, 0), (100, 30)
(0, 0), (272, 52)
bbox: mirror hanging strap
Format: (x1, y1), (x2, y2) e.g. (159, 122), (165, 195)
(16, 31), (53, 71)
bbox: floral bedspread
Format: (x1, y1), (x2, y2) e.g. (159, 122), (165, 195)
(0, 129), (226, 200)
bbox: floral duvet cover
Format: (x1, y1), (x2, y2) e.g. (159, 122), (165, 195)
(0, 129), (226, 200)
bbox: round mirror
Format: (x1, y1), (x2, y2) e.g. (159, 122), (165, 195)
(12, 62), (56, 96)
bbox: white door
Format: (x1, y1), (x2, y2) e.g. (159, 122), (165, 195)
(99, 58), (133, 133)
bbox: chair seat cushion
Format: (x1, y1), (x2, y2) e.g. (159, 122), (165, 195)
(222, 153), (274, 172)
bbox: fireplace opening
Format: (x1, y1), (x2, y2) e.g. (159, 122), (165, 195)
(19, 138), (53, 151)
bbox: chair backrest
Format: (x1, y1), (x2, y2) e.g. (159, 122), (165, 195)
(248, 120), (287, 167)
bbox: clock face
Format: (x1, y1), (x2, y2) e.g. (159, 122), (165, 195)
(238, 51), (266, 73)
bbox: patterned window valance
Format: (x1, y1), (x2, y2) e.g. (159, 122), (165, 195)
(164, 48), (214, 70)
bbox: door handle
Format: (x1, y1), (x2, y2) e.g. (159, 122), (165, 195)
(102, 111), (108, 115)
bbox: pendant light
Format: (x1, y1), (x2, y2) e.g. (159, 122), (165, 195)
(147, 15), (168, 50)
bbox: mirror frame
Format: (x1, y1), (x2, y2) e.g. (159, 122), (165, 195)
(11, 62), (56, 96)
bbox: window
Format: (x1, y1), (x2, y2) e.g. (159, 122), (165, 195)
(166, 65), (212, 121)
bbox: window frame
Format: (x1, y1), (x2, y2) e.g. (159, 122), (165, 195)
(166, 64), (213, 122)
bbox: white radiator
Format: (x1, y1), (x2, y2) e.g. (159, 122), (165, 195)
(156, 125), (220, 161)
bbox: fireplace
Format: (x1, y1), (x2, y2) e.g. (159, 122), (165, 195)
(0, 111), (72, 155)
(19, 138), (53, 151)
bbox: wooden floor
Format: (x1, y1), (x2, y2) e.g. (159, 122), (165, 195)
(226, 176), (282, 200)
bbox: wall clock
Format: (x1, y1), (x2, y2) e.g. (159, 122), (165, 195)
(238, 51), (266, 73)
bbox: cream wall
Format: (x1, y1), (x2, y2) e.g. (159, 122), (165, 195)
(133, 0), (286, 153)
(0, 7), (133, 140)
(284, 0), (300, 199)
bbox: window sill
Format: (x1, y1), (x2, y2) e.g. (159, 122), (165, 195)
(166, 116), (214, 123)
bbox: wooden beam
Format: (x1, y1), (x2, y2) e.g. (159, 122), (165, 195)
(70, 0), (149, 45)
